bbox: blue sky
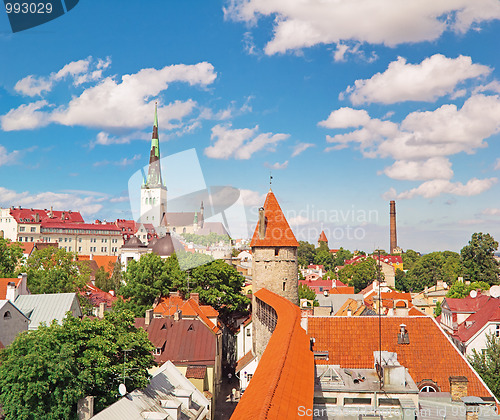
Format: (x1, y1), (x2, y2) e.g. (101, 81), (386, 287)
(1, 0), (500, 253)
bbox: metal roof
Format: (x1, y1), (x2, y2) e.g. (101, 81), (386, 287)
(91, 361), (210, 420)
(14, 293), (82, 330)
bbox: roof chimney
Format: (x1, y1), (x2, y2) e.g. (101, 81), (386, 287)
(390, 201), (397, 254)
(173, 310), (182, 321)
(6, 281), (17, 302)
(98, 302), (106, 319)
(145, 309), (153, 326)
(397, 324), (409, 344)
(49, 206), (53, 218)
(77, 396), (94, 420)
(190, 293), (199, 304)
(258, 207), (266, 239)
(449, 376), (468, 402)
(34, 213), (40, 223)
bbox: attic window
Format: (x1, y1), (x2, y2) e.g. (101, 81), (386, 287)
(3, 311), (11, 320)
(188, 324), (194, 331)
(153, 348), (162, 355)
(275, 248), (279, 257)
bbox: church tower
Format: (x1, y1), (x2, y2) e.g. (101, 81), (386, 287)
(140, 104), (167, 226)
(251, 189), (299, 358)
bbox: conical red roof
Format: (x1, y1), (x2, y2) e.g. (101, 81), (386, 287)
(318, 230), (328, 243)
(250, 191), (299, 247)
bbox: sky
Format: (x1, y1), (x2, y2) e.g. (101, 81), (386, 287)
(1, 0), (500, 253)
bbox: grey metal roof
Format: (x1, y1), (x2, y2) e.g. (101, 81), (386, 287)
(14, 293), (81, 330)
(91, 361), (210, 420)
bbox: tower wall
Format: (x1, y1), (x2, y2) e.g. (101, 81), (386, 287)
(140, 186), (167, 225)
(252, 245), (298, 358)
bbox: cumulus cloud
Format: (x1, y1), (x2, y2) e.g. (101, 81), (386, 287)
(382, 157), (454, 181)
(265, 160), (288, 170)
(343, 54), (491, 105)
(288, 215), (311, 226)
(204, 124), (289, 160)
(224, 0), (500, 55)
(384, 178), (497, 200)
(0, 187), (105, 216)
(239, 189), (266, 207)
(3, 60), (217, 132)
(0, 145), (21, 166)
(291, 142), (315, 157)
(319, 107), (372, 129)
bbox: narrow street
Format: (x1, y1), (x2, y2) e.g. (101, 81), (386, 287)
(214, 376), (240, 419)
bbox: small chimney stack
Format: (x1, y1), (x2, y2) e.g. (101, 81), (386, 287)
(173, 310), (182, 321)
(190, 292), (199, 304)
(98, 302), (106, 319)
(145, 309), (153, 326)
(390, 200), (397, 254)
(449, 376), (468, 402)
(397, 323), (409, 344)
(6, 282), (17, 302)
(258, 207), (266, 239)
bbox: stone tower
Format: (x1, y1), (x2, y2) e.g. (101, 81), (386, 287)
(140, 103), (167, 226)
(251, 189), (299, 358)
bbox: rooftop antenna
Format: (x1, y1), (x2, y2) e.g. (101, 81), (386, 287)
(118, 349), (132, 396)
(269, 171), (273, 191)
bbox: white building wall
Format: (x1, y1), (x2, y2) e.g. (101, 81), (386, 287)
(466, 322), (500, 356)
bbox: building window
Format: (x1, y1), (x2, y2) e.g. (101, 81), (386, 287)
(246, 328), (251, 337)
(275, 248), (279, 257)
(18, 237), (22, 242)
(153, 348), (162, 355)
(30, 227), (36, 232)
(246, 373), (253, 382)
(78, 247), (82, 252)
(496, 325), (500, 337)
(4, 311), (11, 320)
(19, 227), (25, 232)
(282, 282), (286, 291)
(420, 385), (437, 392)
(59, 238), (63, 242)
(30, 237), (34, 242)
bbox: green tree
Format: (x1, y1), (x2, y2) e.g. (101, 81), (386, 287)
(298, 283), (319, 307)
(404, 251), (461, 292)
(434, 300), (442, 317)
(395, 268), (408, 292)
(338, 258), (380, 293)
(461, 232), (500, 285)
(181, 232), (230, 246)
(116, 253), (185, 316)
(314, 243), (336, 271)
(188, 260), (250, 321)
(446, 280), (491, 299)
(297, 241), (316, 267)
(95, 261), (123, 293)
(0, 238), (23, 277)
(332, 247), (353, 268)
(402, 249), (420, 271)
(468, 333), (500, 400)
(0, 311), (154, 420)
(177, 250), (214, 271)
(25, 247), (89, 294)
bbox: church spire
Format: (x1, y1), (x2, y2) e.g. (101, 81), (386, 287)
(146, 103), (163, 187)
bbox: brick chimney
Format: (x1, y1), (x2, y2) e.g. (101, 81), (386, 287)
(6, 282), (17, 302)
(390, 201), (397, 254)
(98, 302), (106, 319)
(190, 293), (199, 304)
(173, 310), (182, 321)
(449, 376), (468, 402)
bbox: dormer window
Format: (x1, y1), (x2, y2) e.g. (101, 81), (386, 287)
(153, 348), (162, 355)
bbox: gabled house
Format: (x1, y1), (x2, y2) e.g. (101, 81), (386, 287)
(441, 293), (500, 355)
(0, 299), (29, 346)
(14, 293), (82, 330)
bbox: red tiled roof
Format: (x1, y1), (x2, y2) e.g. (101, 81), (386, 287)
(153, 295), (219, 333)
(250, 191), (299, 248)
(408, 306), (427, 316)
(135, 318), (216, 366)
(299, 279), (332, 288)
(185, 365), (207, 379)
(445, 294), (490, 313)
(318, 231), (328, 243)
(231, 289), (314, 420)
(81, 283), (117, 308)
(17, 242), (35, 255)
(0, 277), (22, 300)
(373, 255), (403, 264)
(454, 297), (500, 343)
(92, 255), (118, 273)
(308, 317), (497, 400)
(40, 221), (121, 232)
(10, 208), (84, 224)
(235, 350), (255, 373)
(329, 286), (355, 294)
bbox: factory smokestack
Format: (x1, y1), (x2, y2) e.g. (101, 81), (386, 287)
(390, 200), (397, 254)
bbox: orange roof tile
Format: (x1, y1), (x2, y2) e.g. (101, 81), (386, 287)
(16, 242), (34, 255)
(92, 255), (118, 273)
(153, 295), (220, 333)
(231, 289), (314, 420)
(0, 277), (22, 300)
(329, 286), (355, 294)
(235, 350), (256, 373)
(308, 317), (497, 401)
(250, 191), (299, 248)
(318, 231), (328, 243)
(185, 365), (207, 379)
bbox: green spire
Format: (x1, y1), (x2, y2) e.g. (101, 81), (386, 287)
(146, 102), (163, 187)
(154, 102), (158, 129)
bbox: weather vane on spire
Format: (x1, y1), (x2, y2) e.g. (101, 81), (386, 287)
(269, 171), (273, 190)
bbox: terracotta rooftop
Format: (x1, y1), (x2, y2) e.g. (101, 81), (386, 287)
(307, 316), (497, 401)
(231, 288), (314, 420)
(17, 242), (35, 255)
(135, 317), (216, 366)
(235, 350), (255, 373)
(329, 286), (355, 294)
(335, 298), (367, 316)
(318, 231), (328, 243)
(0, 277), (22, 300)
(250, 191), (299, 248)
(185, 365), (207, 379)
(9, 207), (84, 224)
(153, 294), (219, 333)
(445, 293), (491, 313)
(81, 283), (117, 308)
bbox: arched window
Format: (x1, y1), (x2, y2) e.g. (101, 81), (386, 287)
(3, 311), (12, 320)
(183, 227), (187, 234)
(418, 380), (440, 393)
(420, 385), (437, 392)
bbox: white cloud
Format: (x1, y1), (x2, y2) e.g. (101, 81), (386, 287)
(225, 0), (500, 55)
(265, 160), (288, 170)
(319, 107), (372, 129)
(382, 157), (453, 181)
(344, 55), (491, 105)
(494, 158), (500, 170)
(205, 124), (289, 159)
(94, 154), (142, 167)
(3, 60), (217, 132)
(0, 100), (50, 131)
(482, 208), (500, 216)
(0, 187), (105, 216)
(387, 178), (497, 200)
(288, 215), (311, 226)
(292, 142), (315, 157)
(14, 76), (53, 97)
(239, 189), (266, 207)
(53, 58), (90, 81)
(0, 145), (20, 166)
